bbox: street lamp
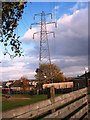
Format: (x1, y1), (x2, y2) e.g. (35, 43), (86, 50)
(44, 75), (47, 79)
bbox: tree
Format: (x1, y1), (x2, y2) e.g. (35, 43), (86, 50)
(19, 76), (30, 92)
(35, 64), (65, 84)
(0, 2), (27, 58)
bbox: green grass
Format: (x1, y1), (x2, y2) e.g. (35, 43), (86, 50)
(2, 90), (90, 112)
(2, 94), (47, 111)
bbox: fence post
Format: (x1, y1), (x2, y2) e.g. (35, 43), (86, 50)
(50, 86), (55, 113)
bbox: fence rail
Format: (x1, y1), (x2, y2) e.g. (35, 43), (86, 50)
(2, 87), (88, 119)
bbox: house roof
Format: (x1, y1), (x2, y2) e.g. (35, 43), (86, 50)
(11, 80), (23, 87)
(80, 71), (90, 78)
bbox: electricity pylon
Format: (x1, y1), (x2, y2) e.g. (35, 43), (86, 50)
(30, 11), (56, 84)
(30, 11), (56, 66)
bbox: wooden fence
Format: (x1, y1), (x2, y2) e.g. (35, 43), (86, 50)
(2, 87), (88, 119)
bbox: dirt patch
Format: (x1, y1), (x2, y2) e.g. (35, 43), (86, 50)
(2, 96), (31, 102)
(12, 97), (31, 100)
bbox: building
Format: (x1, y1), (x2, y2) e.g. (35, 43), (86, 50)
(43, 82), (73, 89)
(10, 79), (38, 92)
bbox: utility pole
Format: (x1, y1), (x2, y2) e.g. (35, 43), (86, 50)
(30, 11), (56, 93)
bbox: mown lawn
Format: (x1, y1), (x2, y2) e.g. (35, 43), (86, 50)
(2, 88), (89, 112)
(2, 94), (47, 111)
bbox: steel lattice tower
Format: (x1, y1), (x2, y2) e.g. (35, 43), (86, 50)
(30, 11), (56, 67)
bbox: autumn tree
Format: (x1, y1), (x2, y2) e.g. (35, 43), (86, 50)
(35, 64), (65, 84)
(19, 76), (30, 92)
(0, 2), (27, 58)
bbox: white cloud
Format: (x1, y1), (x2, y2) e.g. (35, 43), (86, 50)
(20, 27), (39, 43)
(0, 56), (38, 81)
(48, 8), (88, 58)
(57, 8), (87, 36)
(63, 66), (86, 77)
(51, 55), (88, 76)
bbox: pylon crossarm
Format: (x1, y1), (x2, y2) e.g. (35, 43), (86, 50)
(46, 32), (55, 38)
(45, 13), (52, 19)
(34, 13), (42, 20)
(46, 22), (57, 28)
(30, 22), (41, 29)
(33, 32), (40, 39)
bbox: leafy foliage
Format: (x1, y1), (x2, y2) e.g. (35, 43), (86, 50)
(0, 2), (27, 58)
(19, 76), (30, 92)
(35, 64), (65, 83)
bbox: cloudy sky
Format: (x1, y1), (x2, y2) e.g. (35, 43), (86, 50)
(0, 2), (88, 81)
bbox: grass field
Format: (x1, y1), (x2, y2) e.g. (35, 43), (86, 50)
(2, 94), (47, 111)
(2, 89), (90, 112)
